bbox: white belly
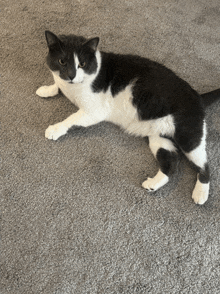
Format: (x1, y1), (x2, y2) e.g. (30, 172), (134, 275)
(124, 114), (175, 137)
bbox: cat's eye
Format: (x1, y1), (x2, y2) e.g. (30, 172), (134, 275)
(78, 61), (86, 68)
(59, 59), (66, 66)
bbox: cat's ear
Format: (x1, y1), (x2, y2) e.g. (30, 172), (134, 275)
(45, 31), (63, 50)
(83, 37), (100, 51)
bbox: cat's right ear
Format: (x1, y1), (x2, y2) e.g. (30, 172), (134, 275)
(45, 31), (62, 50)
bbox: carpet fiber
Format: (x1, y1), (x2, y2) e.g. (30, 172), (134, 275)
(1, 1), (220, 293)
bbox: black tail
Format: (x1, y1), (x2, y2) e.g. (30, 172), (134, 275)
(200, 88), (220, 108)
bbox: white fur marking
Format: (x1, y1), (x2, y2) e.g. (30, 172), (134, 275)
(142, 170), (169, 192)
(186, 122), (207, 168)
(125, 115), (175, 138)
(74, 53), (79, 68)
(149, 136), (177, 157)
(73, 54), (84, 84)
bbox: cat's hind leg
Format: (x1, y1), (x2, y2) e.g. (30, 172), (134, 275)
(142, 136), (178, 192)
(175, 121), (210, 204)
(184, 140), (209, 205)
(36, 84), (59, 98)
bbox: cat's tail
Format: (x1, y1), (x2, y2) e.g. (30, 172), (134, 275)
(200, 88), (220, 108)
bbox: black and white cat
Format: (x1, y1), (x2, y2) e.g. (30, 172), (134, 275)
(37, 31), (220, 205)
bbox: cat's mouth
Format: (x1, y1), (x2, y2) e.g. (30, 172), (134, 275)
(68, 80), (83, 84)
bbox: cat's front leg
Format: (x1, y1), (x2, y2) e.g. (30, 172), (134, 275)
(45, 109), (105, 140)
(36, 84), (59, 98)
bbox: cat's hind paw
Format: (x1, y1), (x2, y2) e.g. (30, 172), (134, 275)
(192, 180), (209, 205)
(36, 85), (59, 98)
(45, 123), (68, 140)
(142, 170), (169, 192)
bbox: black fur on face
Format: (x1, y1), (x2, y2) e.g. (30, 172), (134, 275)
(45, 31), (99, 81)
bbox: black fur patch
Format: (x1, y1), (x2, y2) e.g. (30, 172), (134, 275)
(92, 52), (138, 95)
(198, 163), (210, 184)
(156, 148), (178, 176)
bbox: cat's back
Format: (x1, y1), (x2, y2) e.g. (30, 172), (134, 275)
(93, 51), (203, 120)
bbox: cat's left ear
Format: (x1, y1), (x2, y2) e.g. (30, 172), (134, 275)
(83, 37), (100, 51)
(45, 30), (63, 50)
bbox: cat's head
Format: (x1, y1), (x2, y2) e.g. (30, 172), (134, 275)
(45, 31), (100, 84)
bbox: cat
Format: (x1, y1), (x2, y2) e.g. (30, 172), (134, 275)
(36, 30), (220, 205)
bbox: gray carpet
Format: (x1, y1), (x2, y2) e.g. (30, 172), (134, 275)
(1, 1), (220, 293)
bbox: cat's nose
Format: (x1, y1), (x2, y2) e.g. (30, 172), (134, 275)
(67, 68), (76, 81)
(68, 75), (75, 81)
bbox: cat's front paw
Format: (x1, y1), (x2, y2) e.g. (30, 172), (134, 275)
(45, 123), (68, 140)
(36, 85), (59, 98)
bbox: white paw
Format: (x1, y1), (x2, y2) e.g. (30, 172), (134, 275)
(142, 170), (169, 192)
(45, 123), (68, 140)
(142, 177), (160, 192)
(192, 181), (209, 205)
(36, 85), (58, 97)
